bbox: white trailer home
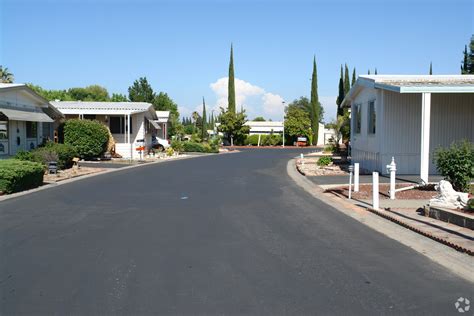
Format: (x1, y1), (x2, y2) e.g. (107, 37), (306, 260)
(0, 83), (63, 157)
(342, 75), (474, 183)
(52, 101), (169, 159)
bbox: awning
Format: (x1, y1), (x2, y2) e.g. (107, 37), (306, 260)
(0, 108), (54, 122)
(150, 120), (162, 130)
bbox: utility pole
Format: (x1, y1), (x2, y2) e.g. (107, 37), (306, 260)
(282, 101), (285, 148)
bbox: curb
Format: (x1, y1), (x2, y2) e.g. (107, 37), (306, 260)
(287, 158), (474, 283)
(0, 153), (217, 203)
(367, 207), (473, 256)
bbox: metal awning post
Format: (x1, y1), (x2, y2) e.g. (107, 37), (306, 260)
(420, 93), (431, 184)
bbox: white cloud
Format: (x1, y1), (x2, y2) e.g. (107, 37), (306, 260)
(262, 92), (285, 116)
(209, 77), (284, 120)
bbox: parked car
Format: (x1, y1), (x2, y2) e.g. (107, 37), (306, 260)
(151, 136), (170, 152)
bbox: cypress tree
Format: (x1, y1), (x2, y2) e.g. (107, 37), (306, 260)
(336, 65), (344, 115)
(228, 44), (236, 114)
(310, 56), (320, 146)
(343, 63), (350, 96)
(368, 69), (371, 75)
(202, 97), (207, 141)
(351, 68), (356, 87)
(374, 68), (378, 75)
(429, 62), (433, 75)
(462, 45), (468, 74)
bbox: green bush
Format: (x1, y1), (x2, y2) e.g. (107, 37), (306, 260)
(15, 142), (77, 170)
(64, 119), (109, 159)
(0, 159), (44, 194)
(467, 198), (474, 211)
(245, 134), (282, 146)
(182, 141), (219, 153)
(434, 140), (474, 192)
(171, 139), (184, 153)
(317, 156), (332, 166)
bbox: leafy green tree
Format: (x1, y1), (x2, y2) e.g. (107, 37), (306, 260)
(68, 85), (109, 101)
(351, 68), (356, 87)
(201, 97), (207, 141)
(288, 96), (324, 124)
(27, 84), (73, 101)
(228, 44), (236, 114)
(284, 105), (312, 144)
(253, 116), (266, 121)
(128, 77), (155, 103)
(0, 66), (14, 83)
(111, 93), (128, 102)
(217, 107), (249, 146)
(310, 56), (320, 145)
(327, 114), (350, 152)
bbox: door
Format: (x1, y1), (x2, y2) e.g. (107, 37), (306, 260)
(9, 120), (26, 156)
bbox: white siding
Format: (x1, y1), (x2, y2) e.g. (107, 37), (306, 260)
(113, 113), (146, 159)
(350, 88), (381, 172)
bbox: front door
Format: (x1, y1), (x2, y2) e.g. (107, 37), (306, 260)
(9, 120), (26, 156)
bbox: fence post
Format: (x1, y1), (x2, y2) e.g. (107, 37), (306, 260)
(354, 163), (360, 192)
(348, 165), (354, 199)
(373, 171), (379, 210)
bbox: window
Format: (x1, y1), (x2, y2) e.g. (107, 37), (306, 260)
(26, 121), (37, 138)
(83, 114), (96, 120)
(353, 104), (361, 134)
(109, 116), (132, 134)
(0, 121), (7, 140)
(368, 100), (376, 134)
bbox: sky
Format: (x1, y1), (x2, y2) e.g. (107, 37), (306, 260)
(1, 0), (473, 122)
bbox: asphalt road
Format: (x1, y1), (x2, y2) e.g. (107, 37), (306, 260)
(0, 148), (472, 315)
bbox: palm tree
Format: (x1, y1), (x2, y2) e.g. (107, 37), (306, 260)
(0, 66), (14, 83)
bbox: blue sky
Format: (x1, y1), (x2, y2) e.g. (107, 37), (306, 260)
(1, 0), (472, 121)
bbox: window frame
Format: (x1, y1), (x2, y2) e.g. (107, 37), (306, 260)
(26, 121), (38, 139)
(353, 104), (362, 134)
(367, 100), (376, 135)
(109, 116), (132, 134)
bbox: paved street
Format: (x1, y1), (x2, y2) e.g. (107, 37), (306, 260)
(0, 149), (472, 315)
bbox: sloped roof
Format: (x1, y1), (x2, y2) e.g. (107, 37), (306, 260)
(52, 101), (155, 116)
(343, 75), (474, 106)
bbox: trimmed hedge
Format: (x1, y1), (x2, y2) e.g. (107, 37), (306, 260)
(245, 134), (282, 146)
(183, 141), (218, 153)
(15, 143), (77, 170)
(64, 119), (109, 159)
(0, 159), (44, 194)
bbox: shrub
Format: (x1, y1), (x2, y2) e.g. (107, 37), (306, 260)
(64, 119), (109, 159)
(166, 147), (174, 156)
(0, 159), (44, 194)
(467, 198), (474, 211)
(182, 141), (219, 153)
(15, 142), (77, 170)
(317, 156), (332, 166)
(434, 140), (474, 192)
(171, 139), (184, 153)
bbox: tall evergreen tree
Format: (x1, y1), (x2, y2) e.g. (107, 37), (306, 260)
(310, 56), (320, 146)
(202, 97), (207, 141)
(429, 62), (433, 75)
(462, 45), (468, 74)
(368, 69), (371, 75)
(343, 64), (350, 96)
(128, 77), (155, 103)
(351, 68), (356, 87)
(374, 68), (378, 75)
(336, 65), (344, 117)
(228, 44), (236, 113)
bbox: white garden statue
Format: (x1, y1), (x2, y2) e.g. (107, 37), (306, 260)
(429, 180), (469, 209)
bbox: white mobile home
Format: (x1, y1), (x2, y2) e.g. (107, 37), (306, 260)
(52, 101), (169, 159)
(0, 83), (63, 156)
(342, 75), (474, 183)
